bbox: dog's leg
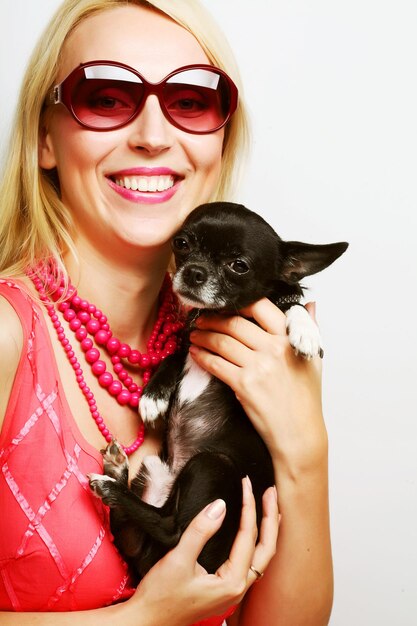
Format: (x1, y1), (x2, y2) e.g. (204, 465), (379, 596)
(139, 455), (175, 507)
(285, 304), (324, 359)
(139, 352), (185, 424)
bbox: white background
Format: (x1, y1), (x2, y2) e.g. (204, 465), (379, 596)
(1, 1), (416, 624)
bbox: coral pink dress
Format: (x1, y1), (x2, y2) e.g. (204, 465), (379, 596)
(0, 280), (234, 625)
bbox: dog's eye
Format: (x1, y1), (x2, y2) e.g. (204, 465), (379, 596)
(172, 237), (190, 253)
(228, 259), (250, 274)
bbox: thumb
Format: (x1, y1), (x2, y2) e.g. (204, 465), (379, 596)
(176, 499), (226, 565)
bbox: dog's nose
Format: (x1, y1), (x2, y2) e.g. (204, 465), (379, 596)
(184, 264), (207, 286)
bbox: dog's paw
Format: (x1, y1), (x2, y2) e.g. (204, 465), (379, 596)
(101, 439), (128, 480)
(88, 473), (119, 506)
(285, 305), (324, 360)
(139, 394), (169, 424)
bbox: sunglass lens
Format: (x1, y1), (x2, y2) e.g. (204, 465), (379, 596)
(163, 69), (232, 132)
(71, 66), (144, 129)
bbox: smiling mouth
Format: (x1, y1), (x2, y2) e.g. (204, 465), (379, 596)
(110, 174), (176, 192)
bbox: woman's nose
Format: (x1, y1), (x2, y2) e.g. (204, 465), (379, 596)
(127, 94), (174, 154)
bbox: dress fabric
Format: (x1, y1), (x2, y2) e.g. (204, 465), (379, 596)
(0, 280), (234, 625)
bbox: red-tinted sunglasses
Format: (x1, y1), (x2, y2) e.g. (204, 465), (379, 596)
(49, 60), (238, 134)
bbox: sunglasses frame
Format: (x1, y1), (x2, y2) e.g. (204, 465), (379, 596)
(50, 60), (238, 134)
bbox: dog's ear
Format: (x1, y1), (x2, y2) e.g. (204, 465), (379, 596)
(279, 241), (348, 283)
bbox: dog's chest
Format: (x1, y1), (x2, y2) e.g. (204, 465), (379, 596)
(167, 354), (218, 471)
(178, 353), (212, 405)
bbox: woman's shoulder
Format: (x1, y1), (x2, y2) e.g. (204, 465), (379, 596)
(0, 292), (24, 356)
(0, 292), (25, 429)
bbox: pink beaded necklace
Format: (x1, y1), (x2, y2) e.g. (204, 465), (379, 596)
(28, 264), (184, 455)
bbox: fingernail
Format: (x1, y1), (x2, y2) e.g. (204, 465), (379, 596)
(205, 499), (226, 520)
(242, 476), (253, 504)
(278, 513), (282, 525)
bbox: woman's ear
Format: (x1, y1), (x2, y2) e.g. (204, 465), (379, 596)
(39, 126), (57, 170)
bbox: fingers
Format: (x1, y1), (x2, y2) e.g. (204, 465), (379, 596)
(240, 298), (287, 335)
(177, 499), (226, 566)
(217, 477), (258, 580)
(216, 478), (280, 598)
(248, 486), (280, 583)
(193, 313), (267, 353)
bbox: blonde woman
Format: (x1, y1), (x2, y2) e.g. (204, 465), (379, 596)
(0, 1), (333, 624)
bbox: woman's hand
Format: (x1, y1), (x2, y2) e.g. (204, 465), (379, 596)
(126, 477), (279, 626)
(188, 300), (326, 472)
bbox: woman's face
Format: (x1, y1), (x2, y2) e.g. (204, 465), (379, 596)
(40, 5), (224, 258)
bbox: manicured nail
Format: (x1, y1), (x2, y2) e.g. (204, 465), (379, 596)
(205, 499), (226, 520)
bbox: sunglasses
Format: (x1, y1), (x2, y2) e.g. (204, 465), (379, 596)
(49, 60), (238, 134)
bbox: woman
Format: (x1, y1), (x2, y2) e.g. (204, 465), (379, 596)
(0, 1), (333, 624)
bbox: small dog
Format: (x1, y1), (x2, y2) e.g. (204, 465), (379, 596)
(89, 202), (348, 580)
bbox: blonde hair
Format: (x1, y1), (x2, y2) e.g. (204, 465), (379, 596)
(0, 0), (250, 279)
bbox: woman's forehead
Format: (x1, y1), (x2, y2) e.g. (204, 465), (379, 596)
(59, 5), (211, 83)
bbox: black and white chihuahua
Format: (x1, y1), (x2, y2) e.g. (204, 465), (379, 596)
(89, 202), (348, 580)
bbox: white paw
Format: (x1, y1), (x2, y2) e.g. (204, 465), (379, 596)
(88, 473), (116, 484)
(285, 305), (323, 359)
(139, 395), (169, 423)
(88, 473), (116, 498)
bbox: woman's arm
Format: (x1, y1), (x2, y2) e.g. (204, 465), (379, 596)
(189, 300), (333, 626)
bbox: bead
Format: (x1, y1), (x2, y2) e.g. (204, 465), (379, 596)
(81, 338), (93, 352)
(75, 327), (87, 341)
(63, 308), (76, 322)
(128, 350), (141, 364)
(129, 393), (139, 408)
(85, 348), (100, 364)
(117, 390), (131, 405)
(92, 360), (106, 375)
(108, 380), (123, 396)
(69, 318), (82, 331)
(78, 311), (90, 324)
(95, 330), (109, 345)
(117, 343), (130, 358)
(86, 319), (100, 334)
(107, 337), (121, 354)
(140, 354), (151, 368)
(98, 372), (113, 387)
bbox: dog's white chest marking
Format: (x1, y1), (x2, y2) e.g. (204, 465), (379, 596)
(285, 304), (323, 359)
(178, 353), (211, 405)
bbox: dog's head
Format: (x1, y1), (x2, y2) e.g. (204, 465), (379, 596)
(172, 202), (348, 311)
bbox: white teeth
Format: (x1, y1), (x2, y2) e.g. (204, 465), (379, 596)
(114, 175), (175, 192)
